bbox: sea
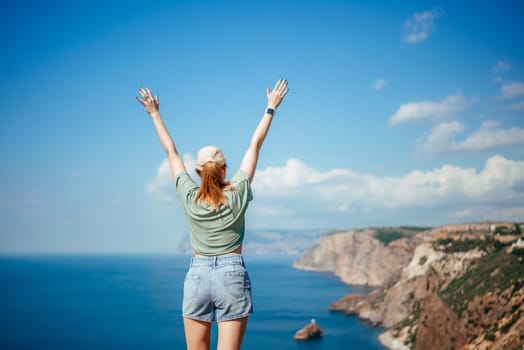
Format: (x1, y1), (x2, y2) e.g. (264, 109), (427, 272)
(0, 254), (386, 349)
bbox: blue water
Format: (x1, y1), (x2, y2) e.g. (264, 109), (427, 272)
(0, 255), (385, 349)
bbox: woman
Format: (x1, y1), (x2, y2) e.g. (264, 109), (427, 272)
(137, 79), (289, 350)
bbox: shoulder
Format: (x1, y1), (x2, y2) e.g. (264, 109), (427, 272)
(175, 171), (194, 185)
(229, 169), (253, 202)
(175, 172), (199, 198)
(230, 169), (250, 185)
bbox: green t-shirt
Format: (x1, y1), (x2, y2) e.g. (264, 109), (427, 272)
(175, 170), (253, 255)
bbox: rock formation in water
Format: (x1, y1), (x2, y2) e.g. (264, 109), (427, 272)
(295, 223), (524, 350)
(294, 320), (323, 341)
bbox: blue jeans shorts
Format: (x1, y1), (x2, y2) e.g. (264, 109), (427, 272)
(182, 254), (253, 322)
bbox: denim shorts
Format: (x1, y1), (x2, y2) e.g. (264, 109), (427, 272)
(182, 254), (253, 322)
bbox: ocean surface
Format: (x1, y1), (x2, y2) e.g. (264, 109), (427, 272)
(0, 255), (385, 349)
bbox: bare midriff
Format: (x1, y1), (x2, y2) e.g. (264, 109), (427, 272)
(194, 244), (242, 257)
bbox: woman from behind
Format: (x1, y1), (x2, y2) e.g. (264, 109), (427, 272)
(137, 79), (289, 350)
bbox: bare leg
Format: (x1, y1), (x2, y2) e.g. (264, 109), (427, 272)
(183, 317), (212, 350)
(217, 316), (248, 350)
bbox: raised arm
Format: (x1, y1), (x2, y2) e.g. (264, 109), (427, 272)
(240, 79), (289, 182)
(137, 87), (187, 179)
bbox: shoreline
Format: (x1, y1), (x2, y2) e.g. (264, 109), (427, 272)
(294, 262), (388, 349)
(378, 331), (409, 350)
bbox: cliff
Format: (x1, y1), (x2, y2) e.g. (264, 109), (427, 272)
(295, 222), (524, 350)
(293, 227), (429, 286)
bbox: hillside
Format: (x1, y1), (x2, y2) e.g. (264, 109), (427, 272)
(294, 222), (524, 350)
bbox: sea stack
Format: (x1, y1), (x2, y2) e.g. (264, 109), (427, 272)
(294, 319), (323, 341)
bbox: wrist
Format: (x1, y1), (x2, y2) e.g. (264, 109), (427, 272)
(265, 107), (276, 116)
(149, 111), (161, 118)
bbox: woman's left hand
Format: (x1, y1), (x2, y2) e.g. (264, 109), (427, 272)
(137, 87), (160, 116)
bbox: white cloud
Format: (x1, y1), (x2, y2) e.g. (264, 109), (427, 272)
(499, 81), (524, 100)
(402, 8), (444, 43)
(493, 60), (511, 74)
(416, 121), (464, 154)
(146, 154), (197, 203)
(252, 156), (524, 211)
(417, 120), (524, 154)
(389, 92), (467, 126)
(458, 121), (524, 151)
(146, 155), (524, 228)
(146, 159), (173, 203)
(373, 79), (387, 91)
(251, 158), (356, 194)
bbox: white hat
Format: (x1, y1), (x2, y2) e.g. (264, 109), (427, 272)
(196, 145), (226, 171)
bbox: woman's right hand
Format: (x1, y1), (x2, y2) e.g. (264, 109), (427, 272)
(136, 87), (160, 116)
(266, 79), (289, 110)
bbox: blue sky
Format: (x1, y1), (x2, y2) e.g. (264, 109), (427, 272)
(1, 0), (523, 253)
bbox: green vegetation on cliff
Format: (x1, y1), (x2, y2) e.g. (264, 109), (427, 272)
(373, 226), (431, 245)
(440, 241), (524, 315)
(434, 238), (492, 253)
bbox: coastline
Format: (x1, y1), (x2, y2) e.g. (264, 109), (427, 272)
(291, 262), (332, 273)
(378, 331), (409, 350)
(294, 261), (388, 349)
(292, 223), (524, 349)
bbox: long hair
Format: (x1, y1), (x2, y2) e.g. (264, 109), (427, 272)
(194, 162), (231, 211)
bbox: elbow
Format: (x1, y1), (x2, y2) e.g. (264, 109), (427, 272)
(166, 148), (177, 157)
(250, 139), (263, 154)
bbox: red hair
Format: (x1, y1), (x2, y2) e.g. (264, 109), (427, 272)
(195, 162), (231, 211)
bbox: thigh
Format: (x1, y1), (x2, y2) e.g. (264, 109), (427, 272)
(217, 316), (248, 350)
(183, 317), (212, 350)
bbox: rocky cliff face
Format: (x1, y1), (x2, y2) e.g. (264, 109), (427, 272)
(293, 228), (425, 286)
(296, 223), (524, 350)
